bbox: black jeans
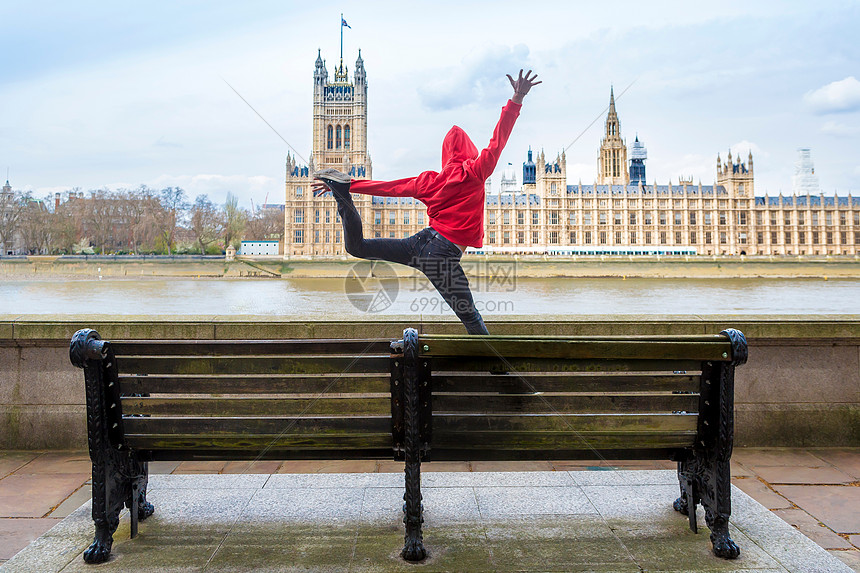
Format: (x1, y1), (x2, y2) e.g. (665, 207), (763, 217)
(332, 192), (489, 335)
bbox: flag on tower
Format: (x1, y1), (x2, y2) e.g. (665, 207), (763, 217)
(342, 18), (351, 28)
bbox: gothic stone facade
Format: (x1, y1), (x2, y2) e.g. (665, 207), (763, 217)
(284, 54), (859, 257)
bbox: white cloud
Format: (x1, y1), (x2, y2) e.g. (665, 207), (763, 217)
(820, 120), (858, 137)
(804, 76), (860, 114)
(150, 174), (278, 206)
(417, 44), (531, 111)
(729, 140), (764, 159)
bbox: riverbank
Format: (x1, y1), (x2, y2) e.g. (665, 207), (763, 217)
(1, 254), (858, 279)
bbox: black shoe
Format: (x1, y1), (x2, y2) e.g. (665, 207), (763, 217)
(313, 168), (351, 199)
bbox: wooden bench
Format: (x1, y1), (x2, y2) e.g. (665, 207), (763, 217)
(70, 326), (747, 564)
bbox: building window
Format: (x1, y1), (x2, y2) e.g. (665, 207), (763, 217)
(771, 232), (778, 244)
(532, 231), (539, 244)
(325, 230), (330, 243)
(569, 213), (577, 225)
(488, 212), (496, 225)
(785, 213), (792, 225)
(488, 231), (496, 244)
(599, 213), (607, 225)
(327, 125), (333, 149)
(674, 213), (682, 225)
(503, 211), (511, 225)
(583, 213), (592, 225)
(719, 212), (727, 226)
(629, 213), (637, 225)
(314, 230), (320, 243)
(812, 212), (819, 226)
(720, 232), (727, 244)
(403, 212), (410, 224)
(403, 232), (409, 238)
(518, 231), (525, 244)
(690, 231), (697, 244)
(839, 211), (847, 225)
(315, 209), (320, 223)
(659, 212), (667, 225)
(504, 231), (511, 244)
(336, 125), (342, 149)
(799, 231), (805, 244)
(550, 182), (557, 194)
(550, 231), (559, 244)
(615, 231), (622, 244)
(738, 183), (745, 194)
(374, 211), (381, 225)
(389, 211), (396, 225)
(389, 232), (395, 238)
(826, 231), (833, 244)
(785, 231), (792, 244)
(630, 232), (637, 244)
(660, 231), (667, 244)
(600, 231), (607, 244)
(704, 212), (712, 225)
(705, 231), (712, 244)
(417, 212), (424, 225)
(325, 210), (331, 223)
(569, 231), (576, 244)
(532, 212), (539, 225)
(738, 232), (746, 244)
(645, 231), (652, 244)
(518, 211), (524, 225)
(294, 229), (303, 243)
(645, 213), (653, 225)
(296, 187), (303, 197)
(585, 231), (592, 244)
(756, 232), (763, 244)
(294, 208), (304, 224)
(854, 212), (860, 226)
(755, 212), (763, 225)
(550, 211), (559, 225)
(336, 230), (341, 243)
(675, 231), (682, 244)
(344, 124), (351, 149)
(738, 212), (747, 225)
(689, 212), (696, 225)
(855, 232), (860, 244)
(813, 231), (819, 244)
(374, 231), (381, 238)
(826, 212), (833, 226)
(799, 212), (805, 225)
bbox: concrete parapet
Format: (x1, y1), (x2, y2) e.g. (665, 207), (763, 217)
(0, 315), (857, 449)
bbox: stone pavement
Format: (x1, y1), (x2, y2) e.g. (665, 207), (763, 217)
(0, 449), (858, 571)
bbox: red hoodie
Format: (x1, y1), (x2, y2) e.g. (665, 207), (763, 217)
(350, 100), (522, 248)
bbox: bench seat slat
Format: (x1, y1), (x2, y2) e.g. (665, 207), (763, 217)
(431, 432), (695, 450)
(123, 416), (391, 435)
(125, 434), (393, 450)
(432, 394), (699, 414)
(422, 338), (730, 361)
(112, 339), (392, 357)
(118, 356), (389, 375)
(433, 413), (697, 433)
(433, 373), (700, 393)
(119, 374), (389, 394)
(431, 357), (702, 373)
(122, 397), (390, 416)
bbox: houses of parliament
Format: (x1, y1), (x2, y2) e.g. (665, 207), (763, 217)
(284, 50), (859, 258)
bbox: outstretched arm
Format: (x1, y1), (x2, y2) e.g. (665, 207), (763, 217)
(471, 69), (541, 181)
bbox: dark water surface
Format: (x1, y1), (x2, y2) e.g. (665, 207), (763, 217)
(0, 277), (857, 316)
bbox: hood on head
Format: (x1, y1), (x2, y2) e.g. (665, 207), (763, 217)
(442, 125), (478, 167)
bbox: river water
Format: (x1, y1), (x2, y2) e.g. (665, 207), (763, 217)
(0, 276), (857, 316)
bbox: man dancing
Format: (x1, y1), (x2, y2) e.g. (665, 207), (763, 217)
(312, 69), (541, 334)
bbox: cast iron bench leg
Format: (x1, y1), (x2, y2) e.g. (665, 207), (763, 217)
(401, 328), (426, 561)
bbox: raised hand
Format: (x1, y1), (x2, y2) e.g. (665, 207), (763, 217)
(507, 69), (541, 104)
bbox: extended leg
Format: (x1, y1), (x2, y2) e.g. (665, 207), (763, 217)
(330, 189), (418, 265)
(419, 256), (488, 335)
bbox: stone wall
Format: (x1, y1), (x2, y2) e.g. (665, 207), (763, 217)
(0, 315), (857, 449)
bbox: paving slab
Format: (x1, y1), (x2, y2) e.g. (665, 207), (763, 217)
(731, 477), (793, 510)
(733, 448), (826, 467)
(0, 474), (90, 518)
(809, 449), (860, 480)
(0, 518), (61, 560)
(752, 465), (855, 484)
(774, 485), (860, 534)
(771, 508), (853, 549)
(0, 453), (38, 479)
(830, 548), (860, 572)
(2, 471), (854, 572)
(11, 452), (91, 475)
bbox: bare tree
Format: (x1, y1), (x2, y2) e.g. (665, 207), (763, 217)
(156, 187), (187, 254)
(79, 189), (118, 254)
(222, 192), (248, 250)
(189, 194), (224, 254)
(17, 193), (50, 254)
(245, 207), (284, 242)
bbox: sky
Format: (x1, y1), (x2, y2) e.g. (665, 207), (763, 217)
(1, 1), (859, 209)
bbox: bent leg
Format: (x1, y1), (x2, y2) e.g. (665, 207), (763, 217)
(333, 193), (415, 266)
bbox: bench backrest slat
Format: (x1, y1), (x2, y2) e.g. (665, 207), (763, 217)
(119, 374), (390, 394)
(432, 373), (699, 393)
